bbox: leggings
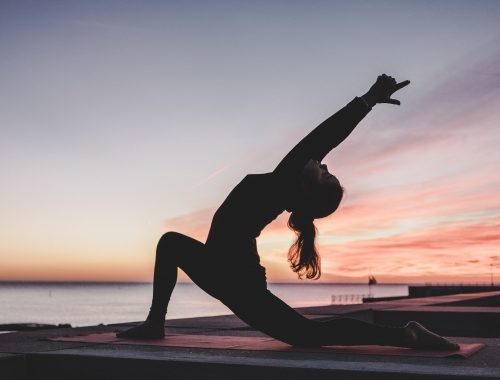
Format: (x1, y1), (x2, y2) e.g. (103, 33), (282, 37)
(148, 231), (405, 347)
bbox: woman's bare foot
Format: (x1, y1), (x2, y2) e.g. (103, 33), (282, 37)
(403, 321), (459, 351)
(116, 320), (165, 339)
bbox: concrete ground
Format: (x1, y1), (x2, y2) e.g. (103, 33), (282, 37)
(2, 291), (500, 379)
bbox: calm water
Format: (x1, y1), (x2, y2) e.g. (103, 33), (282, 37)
(0, 282), (408, 327)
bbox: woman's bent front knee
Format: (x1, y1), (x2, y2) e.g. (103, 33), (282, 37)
(157, 231), (184, 250)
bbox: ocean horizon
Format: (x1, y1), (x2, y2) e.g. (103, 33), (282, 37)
(0, 281), (416, 328)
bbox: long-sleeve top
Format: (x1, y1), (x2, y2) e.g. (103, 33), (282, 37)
(205, 97), (372, 279)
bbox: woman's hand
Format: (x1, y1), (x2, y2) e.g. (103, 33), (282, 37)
(361, 74), (410, 107)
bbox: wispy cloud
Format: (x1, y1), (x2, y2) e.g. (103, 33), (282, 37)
(163, 207), (215, 242)
(56, 19), (159, 35)
(332, 43), (500, 180)
(193, 163), (232, 189)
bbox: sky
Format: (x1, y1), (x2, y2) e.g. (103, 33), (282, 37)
(1, 0), (500, 283)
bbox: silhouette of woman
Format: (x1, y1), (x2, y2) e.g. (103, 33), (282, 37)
(117, 74), (458, 350)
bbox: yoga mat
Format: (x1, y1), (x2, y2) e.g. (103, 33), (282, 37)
(50, 332), (484, 358)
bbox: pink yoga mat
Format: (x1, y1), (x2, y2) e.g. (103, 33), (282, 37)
(50, 332), (484, 358)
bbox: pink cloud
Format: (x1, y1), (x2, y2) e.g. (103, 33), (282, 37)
(317, 216), (500, 280)
(163, 207), (215, 242)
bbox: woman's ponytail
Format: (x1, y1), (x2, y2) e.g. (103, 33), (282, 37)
(287, 211), (321, 280)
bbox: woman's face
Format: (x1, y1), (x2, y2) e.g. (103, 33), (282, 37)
(301, 159), (340, 187)
(286, 159), (343, 216)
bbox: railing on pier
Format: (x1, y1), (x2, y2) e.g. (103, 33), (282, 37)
(331, 294), (373, 305)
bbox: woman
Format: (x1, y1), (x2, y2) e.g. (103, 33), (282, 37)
(117, 74), (459, 350)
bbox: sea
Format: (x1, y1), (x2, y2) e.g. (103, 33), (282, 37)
(0, 282), (408, 328)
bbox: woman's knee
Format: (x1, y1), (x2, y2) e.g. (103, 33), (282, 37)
(228, 291), (318, 347)
(257, 320), (318, 347)
(156, 231), (207, 268)
(157, 231), (184, 250)
(278, 319), (320, 347)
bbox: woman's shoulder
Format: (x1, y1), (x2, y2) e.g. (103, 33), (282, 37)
(244, 172), (282, 184)
(245, 172), (274, 178)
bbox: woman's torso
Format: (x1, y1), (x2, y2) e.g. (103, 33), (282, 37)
(205, 172), (293, 279)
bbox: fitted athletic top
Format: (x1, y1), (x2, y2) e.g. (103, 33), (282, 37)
(205, 97), (371, 277)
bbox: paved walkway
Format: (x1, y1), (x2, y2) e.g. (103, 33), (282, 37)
(2, 291), (500, 379)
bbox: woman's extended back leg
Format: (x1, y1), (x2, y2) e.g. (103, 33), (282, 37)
(227, 289), (410, 347)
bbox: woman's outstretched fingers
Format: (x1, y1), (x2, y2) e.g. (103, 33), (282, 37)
(385, 98), (401, 105)
(386, 79), (411, 105)
(394, 80), (410, 91)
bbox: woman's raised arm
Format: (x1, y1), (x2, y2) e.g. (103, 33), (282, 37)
(272, 74), (410, 180)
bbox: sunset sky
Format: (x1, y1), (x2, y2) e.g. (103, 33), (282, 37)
(1, 0), (500, 283)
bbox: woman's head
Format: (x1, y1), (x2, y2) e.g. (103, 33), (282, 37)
(295, 159), (344, 219)
(286, 159), (344, 280)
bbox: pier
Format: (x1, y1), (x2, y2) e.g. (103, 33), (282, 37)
(2, 290), (500, 379)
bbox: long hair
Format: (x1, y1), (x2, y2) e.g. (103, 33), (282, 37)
(287, 211), (321, 280)
(287, 182), (344, 280)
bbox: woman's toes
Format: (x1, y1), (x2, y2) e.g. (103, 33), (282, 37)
(439, 337), (460, 351)
(403, 321), (459, 351)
